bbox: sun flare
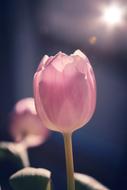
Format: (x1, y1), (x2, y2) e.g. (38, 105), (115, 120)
(102, 4), (124, 25)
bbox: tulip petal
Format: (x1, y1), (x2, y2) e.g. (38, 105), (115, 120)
(72, 49), (87, 59)
(37, 55), (49, 72)
(34, 72), (58, 131)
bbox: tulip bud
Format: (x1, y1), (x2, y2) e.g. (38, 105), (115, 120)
(10, 98), (49, 147)
(33, 50), (96, 133)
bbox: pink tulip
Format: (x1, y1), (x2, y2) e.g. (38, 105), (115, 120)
(10, 98), (49, 147)
(33, 50), (96, 133)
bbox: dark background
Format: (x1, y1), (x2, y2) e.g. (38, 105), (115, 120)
(0, 0), (127, 190)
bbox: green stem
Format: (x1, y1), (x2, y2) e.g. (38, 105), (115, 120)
(63, 133), (75, 190)
(47, 181), (51, 190)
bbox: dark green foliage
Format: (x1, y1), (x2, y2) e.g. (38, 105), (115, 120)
(10, 167), (52, 190)
(75, 173), (110, 190)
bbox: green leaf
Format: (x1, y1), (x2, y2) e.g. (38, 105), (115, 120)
(74, 173), (110, 190)
(0, 142), (29, 186)
(9, 167), (52, 190)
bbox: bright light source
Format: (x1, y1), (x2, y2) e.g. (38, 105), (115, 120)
(102, 4), (123, 25)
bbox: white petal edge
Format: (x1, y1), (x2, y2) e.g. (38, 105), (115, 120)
(41, 55), (49, 65)
(10, 167), (51, 179)
(72, 49), (86, 59)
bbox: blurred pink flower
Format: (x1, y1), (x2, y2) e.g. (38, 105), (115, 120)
(34, 50), (96, 133)
(10, 98), (50, 147)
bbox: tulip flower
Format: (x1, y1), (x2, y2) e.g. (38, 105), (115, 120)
(10, 98), (49, 148)
(33, 50), (96, 190)
(34, 50), (96, 133)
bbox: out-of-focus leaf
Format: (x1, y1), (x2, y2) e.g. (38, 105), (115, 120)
(74, 173), (110, 190)
(0, 142), (29, 186)
(10, 167), (52, 190)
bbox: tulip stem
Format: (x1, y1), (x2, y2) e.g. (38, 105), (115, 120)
(63, 133), (75, 190)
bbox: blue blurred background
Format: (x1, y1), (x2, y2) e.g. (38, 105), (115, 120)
(0, 0), (127, 189)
